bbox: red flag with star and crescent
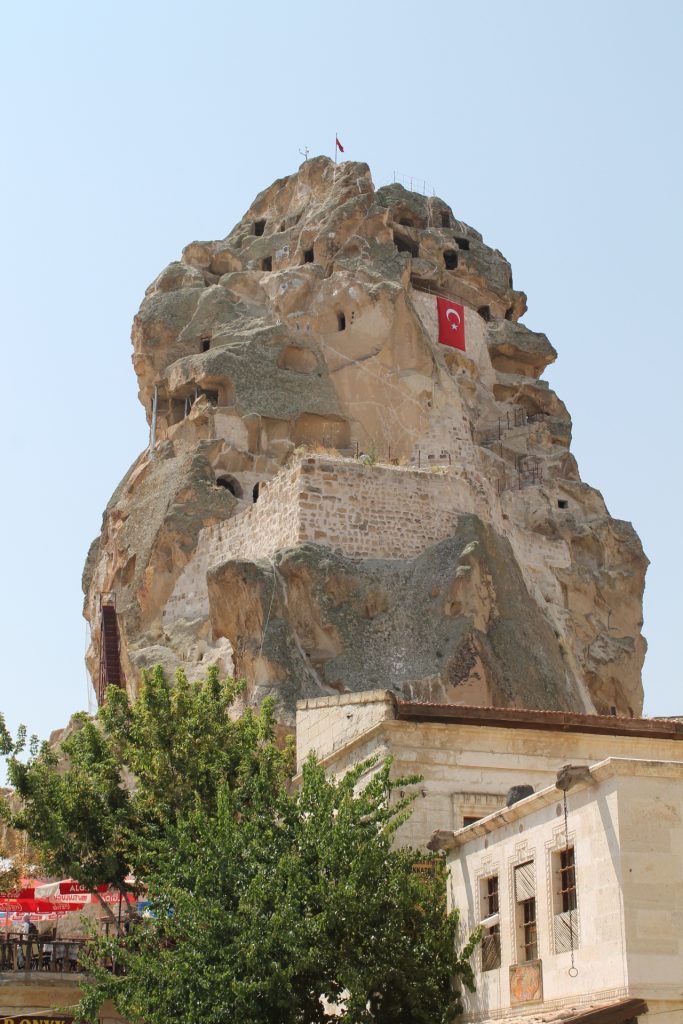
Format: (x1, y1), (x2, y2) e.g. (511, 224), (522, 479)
(436, 296), (466, 351)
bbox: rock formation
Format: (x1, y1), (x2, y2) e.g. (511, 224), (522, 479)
(82, 156), (647, 725)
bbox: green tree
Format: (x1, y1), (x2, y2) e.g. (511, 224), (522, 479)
(1, 668), (478, 1023)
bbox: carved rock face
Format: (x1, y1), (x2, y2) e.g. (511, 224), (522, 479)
(83, 156), (647, 724)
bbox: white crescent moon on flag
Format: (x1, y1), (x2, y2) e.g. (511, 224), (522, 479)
(445, 308), (461, 330)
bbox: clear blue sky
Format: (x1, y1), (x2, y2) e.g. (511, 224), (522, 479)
(1, 0), (681, 742)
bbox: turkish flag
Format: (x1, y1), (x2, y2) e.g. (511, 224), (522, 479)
(336, 135), (344, 153)
(436, 296), (466, 351)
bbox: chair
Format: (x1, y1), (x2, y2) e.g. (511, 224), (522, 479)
(67, 942), (79, 972)
(0, 939), (13, 971)
(39, 942), (53, 971)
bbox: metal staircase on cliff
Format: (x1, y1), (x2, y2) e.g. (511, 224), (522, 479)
(98, 592), (124, 704)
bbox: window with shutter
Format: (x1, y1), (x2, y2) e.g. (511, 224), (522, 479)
(552, 846), (579, 955)
(514, 861), (536, 901)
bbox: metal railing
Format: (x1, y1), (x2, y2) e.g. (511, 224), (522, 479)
(391, 172), (436, 196)
(316, 440), (454, 468)
(496, 458), (544, 495)
(473, 409), (548, 447)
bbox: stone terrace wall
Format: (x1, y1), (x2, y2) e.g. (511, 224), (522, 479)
(164, 455), (495, 624)
(297, 457), (486, 559)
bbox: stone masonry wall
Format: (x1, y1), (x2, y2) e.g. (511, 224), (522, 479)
(164, 455), (504, 625)
(296, 690), (396, 770)
(297, 458), (481, 559)
(164, 461), (304, 623)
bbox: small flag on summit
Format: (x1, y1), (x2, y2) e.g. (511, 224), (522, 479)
(336, 135), (344, 153)
(436, 296), (466, 351)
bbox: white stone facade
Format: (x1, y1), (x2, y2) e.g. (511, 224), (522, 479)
(297, 694), (683, 1018)
(438, 758), (683, 1024)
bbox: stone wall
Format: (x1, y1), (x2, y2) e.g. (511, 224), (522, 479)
(296, 458), (483, 560)
(0, 973), (124, 1021)
(296, 691), (396, 769)
(164, 454), (500, 624)
(163, 460), (303, 623)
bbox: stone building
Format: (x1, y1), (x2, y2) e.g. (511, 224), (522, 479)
(429, 758), (683, 1024)
(298, 693), (683, 1023)
(295, 689), (683, 851)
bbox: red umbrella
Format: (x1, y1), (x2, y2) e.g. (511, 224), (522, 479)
(17, 882), (48, 899)
(0, 897), (55, 913)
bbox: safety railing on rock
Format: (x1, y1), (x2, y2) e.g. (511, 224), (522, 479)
(391, 172), (436, 196)
(317, 439), (455, 468)
(473, 409), (549, 447)
(496, 457), (544, 494)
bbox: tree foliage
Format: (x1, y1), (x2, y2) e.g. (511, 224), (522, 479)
(1, 667), (478, 1024)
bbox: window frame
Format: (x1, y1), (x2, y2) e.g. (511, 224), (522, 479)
(479, 872), (501, 972)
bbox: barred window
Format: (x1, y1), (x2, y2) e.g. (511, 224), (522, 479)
(559, 847), (577, 912)
(520, 897), (538, 962)
(514, 861), (538, 963)
(485, 875), (499, 916)
(553, 846), (579, 955)
(480, 875), (501, 971)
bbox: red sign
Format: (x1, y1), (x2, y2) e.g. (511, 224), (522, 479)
(436, 296), (466, 351)
(98, 891), (136, 905)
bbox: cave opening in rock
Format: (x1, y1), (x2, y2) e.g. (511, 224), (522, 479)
(200, 337), (211, 352)
(478, 305), (492, 322)
(303, 249), (314, 263)
(393, 230), (419, 257)
(455, 237), (470, 251)
(262, 256), (272, 272)
(441, 212), (450, 228)
(252, 482), (260, 503)
(443, 250), (458, 270)
(337, 312), (346, 332)
(254, 219), (266, 236)
(216, 475), (243, 498)
(558, 499), (569, 509)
